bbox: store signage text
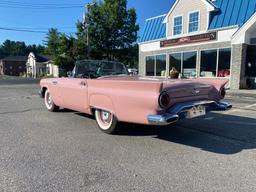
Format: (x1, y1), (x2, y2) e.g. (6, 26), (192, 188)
(160, 32), (217, 47)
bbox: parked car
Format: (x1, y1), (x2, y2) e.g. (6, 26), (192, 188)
(128, 68), (138, 75)
(39, 60), (232, 134)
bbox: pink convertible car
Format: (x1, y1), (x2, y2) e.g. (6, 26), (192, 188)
(40, 60), (232, 134)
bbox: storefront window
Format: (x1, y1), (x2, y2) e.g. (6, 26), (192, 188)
(200, 50), (217, 77)
(146, 56), (155, 76)
(169, 53), (182, 73)
(146, 55), (166, 76)
(156, 55), (167, 76)
(183, 51), (197, 77)
(218, 48), (231, 77)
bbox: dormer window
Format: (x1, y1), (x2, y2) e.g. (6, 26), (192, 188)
(189, 11), (199, 33)
(173, 16), (183, 35)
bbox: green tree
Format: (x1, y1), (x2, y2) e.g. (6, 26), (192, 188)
(72, 21), (89, 60)
(2, 40), (15, 56)
(0, 47), (4, 59)
(26, 44), (45, 55)
(117, 44), (138, 68)
(44, 0), (139, 71)
(44, 28), (60, 55)
(52, 34), (77, 71)
(88, 0), (139, 64)
(45, 24), (89, 71)
(0, 40), (45, 57)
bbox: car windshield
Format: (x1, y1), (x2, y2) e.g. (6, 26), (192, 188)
(73, 60), (128, 79)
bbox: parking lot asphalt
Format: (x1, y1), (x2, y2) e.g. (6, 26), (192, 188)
(0, 77), (40, 85)
(0, 81), (256, 192)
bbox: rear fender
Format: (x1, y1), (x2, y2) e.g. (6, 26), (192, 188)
(192, 78), (228, 90)
(89, 94), (115, 116)
(196, 78), (228, 100)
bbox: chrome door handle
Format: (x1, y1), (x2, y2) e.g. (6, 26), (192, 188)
(52, 81), (58, 85)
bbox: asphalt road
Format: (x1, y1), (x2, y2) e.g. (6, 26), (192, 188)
(0, 81), (256, 192)
(0, 76), (40, 85)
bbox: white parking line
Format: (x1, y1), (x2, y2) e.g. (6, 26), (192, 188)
(220, 103), (256, 114)
(244, 103), (256, 109)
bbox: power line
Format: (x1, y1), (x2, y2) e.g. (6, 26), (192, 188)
(4, 26), (76, 30)
(0, 27), (47, 33)
(0, 5), (83, 9)
(0, 0), (82, 6)
(0, 16), (78, 30)
(0, 27), (76, 34)
(0, 1), (82, 33)
(0, 1), (83, 9)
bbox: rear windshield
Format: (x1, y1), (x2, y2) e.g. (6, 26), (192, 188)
(74, 60), (128, 78)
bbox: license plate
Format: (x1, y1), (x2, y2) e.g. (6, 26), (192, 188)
(186, 105), (206, 119)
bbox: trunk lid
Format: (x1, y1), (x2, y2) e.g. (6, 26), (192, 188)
(98, 75), (227, 104)
(162, 79), (213, 99)
(161, 78), (228, 108)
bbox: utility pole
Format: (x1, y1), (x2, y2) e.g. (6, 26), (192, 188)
(83, 2), (95, 59)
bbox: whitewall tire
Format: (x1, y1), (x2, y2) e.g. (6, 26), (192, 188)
(95, 109), (119, 134)
(44, 89), (59, 112)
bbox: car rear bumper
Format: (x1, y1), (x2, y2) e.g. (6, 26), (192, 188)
(147, 101), (232, 126)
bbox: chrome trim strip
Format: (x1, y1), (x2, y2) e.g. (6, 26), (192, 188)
(147, 100), (232, 126)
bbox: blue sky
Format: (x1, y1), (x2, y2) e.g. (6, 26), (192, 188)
(0, 0), (174, 45)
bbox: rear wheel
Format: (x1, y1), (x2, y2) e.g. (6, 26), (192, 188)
(95, 109), (119, 134)
(44, 89), (59, 112)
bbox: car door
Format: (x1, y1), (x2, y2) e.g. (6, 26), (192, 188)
(58, 77), (89, 113)
(47, 79), (62, 107)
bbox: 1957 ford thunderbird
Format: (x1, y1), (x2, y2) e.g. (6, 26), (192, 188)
(39, 60), (232, 134)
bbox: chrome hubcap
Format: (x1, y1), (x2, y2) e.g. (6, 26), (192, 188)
(100, 111), (112, 124)
(45, 91), (53, 109)
(47, 95), (52, 105)
(102, 111), (110, 121)
(96, 110), (113, 130)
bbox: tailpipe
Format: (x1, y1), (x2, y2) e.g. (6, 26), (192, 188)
(217, 102), (233, 110)
(166, 115), (179, 124)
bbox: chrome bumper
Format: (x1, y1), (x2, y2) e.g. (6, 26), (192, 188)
(147, 101), (232, 126)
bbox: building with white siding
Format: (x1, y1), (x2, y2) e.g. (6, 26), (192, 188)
(139, 0), (256, 89)
(26, 52), (59, 78)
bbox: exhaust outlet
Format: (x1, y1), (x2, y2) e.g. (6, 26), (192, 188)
(166, 115), (179, 124)
(217, 102), (233, 110)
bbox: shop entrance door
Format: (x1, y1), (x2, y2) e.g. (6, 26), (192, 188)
(245, 45), (256, 88)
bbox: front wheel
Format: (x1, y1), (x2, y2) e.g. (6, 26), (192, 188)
(95, 109), (119, 134)
(44, 89), (59, 112)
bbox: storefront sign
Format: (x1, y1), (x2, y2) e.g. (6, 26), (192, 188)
(160, 32), (217, 47)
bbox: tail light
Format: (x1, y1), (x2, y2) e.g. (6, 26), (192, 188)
(159, 92), (170, 109)
(220, 88), (226, 98)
